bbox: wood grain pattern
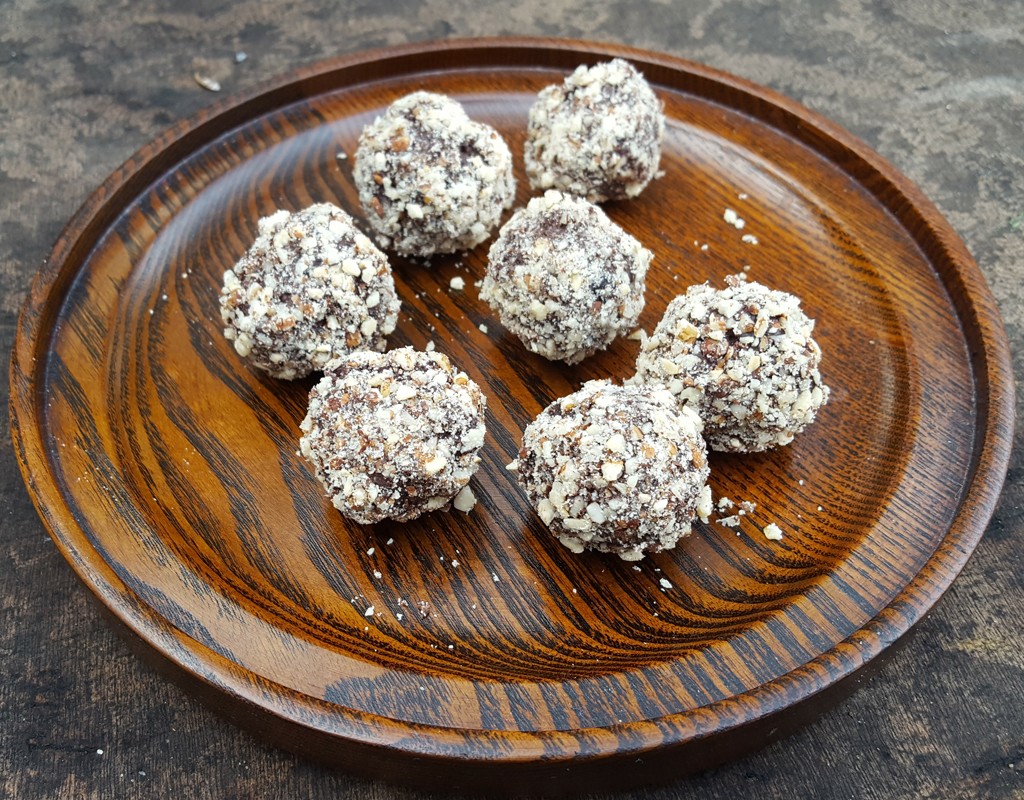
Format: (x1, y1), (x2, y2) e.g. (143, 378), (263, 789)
(8, 39), (1014, 794)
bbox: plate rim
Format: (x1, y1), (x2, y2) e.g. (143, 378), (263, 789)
(8, 35), (1016, 774)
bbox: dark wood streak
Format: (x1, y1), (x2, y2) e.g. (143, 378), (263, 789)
(44, 358), (236, 661)
(8, 39), (1013, 794)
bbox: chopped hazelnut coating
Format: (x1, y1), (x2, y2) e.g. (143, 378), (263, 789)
(512, 380), (709, 561)
(479, 191), (651, 364)
(219, 203), (400, 380)
(353, 91), (515, 257)
(524, 59), (665, 202)
(634, 275), (829, 452)
(299, 347), (486, 524)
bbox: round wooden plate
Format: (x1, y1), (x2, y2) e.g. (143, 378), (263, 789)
(9, 39), (1014, 794)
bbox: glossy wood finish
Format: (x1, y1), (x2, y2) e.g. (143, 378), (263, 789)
(8, 39), (1013, 794)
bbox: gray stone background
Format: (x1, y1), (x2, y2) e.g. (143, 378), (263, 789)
(1, 1), (1021, 798)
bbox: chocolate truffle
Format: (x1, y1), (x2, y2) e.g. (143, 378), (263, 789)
(524, 59), (665, 202)
(634, 275), (829, 452)
(478, 190), (651, 364)
(509, 380), (710, 561)
(299, 347), (486, 524)
(353, 91), (515, 257)
(219, 203), (400, 380)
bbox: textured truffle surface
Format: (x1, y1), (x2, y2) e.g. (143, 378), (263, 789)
(353, 91), (515, 257)
(219, 203), (400, 380)
(299, 347), (486, 524)
(511, 380), (710, 561)
(524, 59), (664, 202)
(634, 275), (829, 452)
(479, 190), (651, 364)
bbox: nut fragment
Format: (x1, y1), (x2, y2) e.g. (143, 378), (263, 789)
(764, 523), (784, 540)
(424, 455), (448, 475)
(453, 485), (477, 513)
(601, 461), (624, 482)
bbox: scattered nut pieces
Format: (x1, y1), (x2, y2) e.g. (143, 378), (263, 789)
(723, 208), (746, 229)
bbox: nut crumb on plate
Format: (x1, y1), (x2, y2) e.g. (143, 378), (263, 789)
(764, 523), (784, 540)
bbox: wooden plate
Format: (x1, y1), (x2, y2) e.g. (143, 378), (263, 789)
(9, 39), (1014, 794)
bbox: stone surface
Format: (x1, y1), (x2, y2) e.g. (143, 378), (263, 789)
(1, 1), (1022, 798)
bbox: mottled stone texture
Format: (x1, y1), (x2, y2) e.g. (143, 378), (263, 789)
(1, 1), (1021, 798)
